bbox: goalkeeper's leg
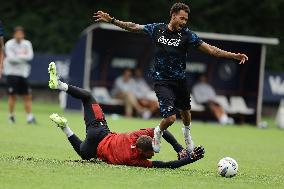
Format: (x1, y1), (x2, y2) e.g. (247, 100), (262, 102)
(49, 113), (83, 157)
(48, 62), (95, 103)
(48, 62), (104, 125)
(48, 62), (109, 160)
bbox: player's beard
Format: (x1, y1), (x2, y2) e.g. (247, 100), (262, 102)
(174, 22), (184, 31)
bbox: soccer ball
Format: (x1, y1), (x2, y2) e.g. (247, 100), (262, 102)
(217, 157), (238, 178)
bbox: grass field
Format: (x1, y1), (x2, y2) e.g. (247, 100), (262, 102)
(0, 99), (284, 189)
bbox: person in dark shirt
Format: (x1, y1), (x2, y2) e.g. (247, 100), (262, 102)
(94, 2), (248, 153)
(48, 62), (205, 168)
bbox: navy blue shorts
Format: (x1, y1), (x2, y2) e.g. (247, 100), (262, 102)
(154, 79), (191, 118)
(6, 75), (31, 95)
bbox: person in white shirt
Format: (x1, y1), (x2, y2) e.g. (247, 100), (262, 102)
(192, 75), (234, 125)
(132, 68), (159, 119)
(111, 68), (148, 118)
(3, 26), (36, 124)
(0, 20), (4, 78)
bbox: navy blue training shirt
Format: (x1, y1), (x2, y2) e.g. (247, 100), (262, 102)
(143, 23), (203, 81)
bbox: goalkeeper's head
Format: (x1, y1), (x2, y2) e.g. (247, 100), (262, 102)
(136, 135), (154, 159)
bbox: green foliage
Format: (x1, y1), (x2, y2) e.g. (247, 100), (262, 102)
(0, 99), (284, 188)
(0, 0), (283, 70)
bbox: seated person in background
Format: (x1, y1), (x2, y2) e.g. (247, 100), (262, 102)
(132, 67), (159, 119)
(192, 75), (234, 125)
(111, 68), (150, 118)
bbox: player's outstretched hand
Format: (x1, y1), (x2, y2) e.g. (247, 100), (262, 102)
(93, 11), (112, 23)
(234, 53), (249, 64)
(190, 145), (205, 162)
(177, 149), (190, 160)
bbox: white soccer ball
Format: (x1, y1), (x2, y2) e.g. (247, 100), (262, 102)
(217, 157), (238, 178)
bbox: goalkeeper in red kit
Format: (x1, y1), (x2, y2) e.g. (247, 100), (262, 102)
(48, 62), (205, 168)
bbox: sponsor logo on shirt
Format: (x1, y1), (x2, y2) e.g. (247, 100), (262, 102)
(157, 36), (181, 47)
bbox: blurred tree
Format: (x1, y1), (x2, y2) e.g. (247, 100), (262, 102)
(0, 0), (283, 71)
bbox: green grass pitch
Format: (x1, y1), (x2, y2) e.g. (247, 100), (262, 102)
(0, 99), (283, 189)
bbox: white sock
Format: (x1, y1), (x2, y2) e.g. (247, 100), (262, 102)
(142, 110), (152, 119)
(61, 126), (74, 138)
(152, 126), (163, 153)
(27, 113), (34, 121)
(182, 124), (191, 137)
(9, 113), (15, 117)
(154, 125), (162, 135)
(58, 81), (68, 92)
(184, 124), (191, 129)
(220, 114), (229, 125)
(182, 124), (194, 152)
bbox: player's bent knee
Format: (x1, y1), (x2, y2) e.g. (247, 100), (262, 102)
(180, 110), (191, 119)
(84, 92), (96, 103)
(85, 92), (92, 99)
(165, 114), (176, 125)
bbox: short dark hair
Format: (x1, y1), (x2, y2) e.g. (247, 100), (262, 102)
(170, 2), (190, 17)
(14, 26), (24, 33)
(136, 135), (153, 152)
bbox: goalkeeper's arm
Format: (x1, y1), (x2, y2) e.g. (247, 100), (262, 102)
(162, 130), (184, 153)
(162, 130), (192, 159)
(152, 146), (205, 169)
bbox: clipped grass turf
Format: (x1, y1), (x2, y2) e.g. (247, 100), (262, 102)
(0, 99), (284, 189)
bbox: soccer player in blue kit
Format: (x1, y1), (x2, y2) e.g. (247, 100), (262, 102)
(94, 2), (248, 153)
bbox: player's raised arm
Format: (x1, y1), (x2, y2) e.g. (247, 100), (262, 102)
(93, 11), (144, 33)
(198, 42), (249, 64)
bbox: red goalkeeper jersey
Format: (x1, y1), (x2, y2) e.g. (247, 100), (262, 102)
(97, 128), (154, 168)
